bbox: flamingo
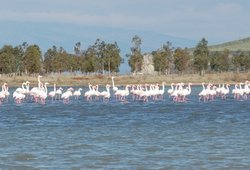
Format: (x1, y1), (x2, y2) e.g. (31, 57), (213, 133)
(157, 82), (166, 100)
(243, 81), (250, 99)
(38, 82), (49, 104)
(111, 76), (118, 92)
(180, 83), (192, 102)
(49, 84), (57, 101)
(30, 75), (43, 102)
(73, 88), (82, 100)
(198, 82), (209, 102)
(167, 83), (175, 97)
(100, 84), (111, 102)
(221, 84), (230, 100)
(92, 84), (101, 100)
(4, 83), (10, 100)
(61, 87), (74, 104)
(13, 81), (30, 103)
(55, 87), (63, 100)
(0, 83), (8, 104)
(84, 83), (94, 101)
(116, 85), (130, 102)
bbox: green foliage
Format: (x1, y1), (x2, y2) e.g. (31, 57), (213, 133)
(53, 49), (68, 73)
(232, 51), (250, 72)
(193, 38), (209, 75)
(23, 45), (42, 74)
(152, 42), (173, 74)
(0, 45), (16, 74)
(44, 46), (57, 73)
(82, 39), (122, 74)
(173, 48), (190, 74)
(127, 35), (143, 72)
(210, 49), (230, 72)
(1, 37), (250, 76)
(102, 42), (122, 73)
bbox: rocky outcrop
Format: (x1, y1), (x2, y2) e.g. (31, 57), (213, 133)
(141, 53), (157, 75)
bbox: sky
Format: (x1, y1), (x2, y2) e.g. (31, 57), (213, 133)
(1, 0), (250, 73)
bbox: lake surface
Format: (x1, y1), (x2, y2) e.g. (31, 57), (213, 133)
(0, 86), (250, 169)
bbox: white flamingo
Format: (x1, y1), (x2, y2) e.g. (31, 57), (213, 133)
(0, 83), (8, 104)
(167, 83), (175, 97)
(84, 83), (94, 101)
(73, 88), (82, 100)
(100, 84), (111, 102)
(55, 87), (63, 100)
(157, 82), (166, 100)
(61, 87), (74, 104)
(49, 83), (57, 101)
(111, 76), (118, 92)
(38, 82), (49, 104)
(221, 84), (230, 100)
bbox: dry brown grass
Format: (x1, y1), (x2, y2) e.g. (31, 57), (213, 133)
(0, 72), (249, 87)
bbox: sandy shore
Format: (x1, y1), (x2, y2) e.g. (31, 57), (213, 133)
(0, 72), (249, 87)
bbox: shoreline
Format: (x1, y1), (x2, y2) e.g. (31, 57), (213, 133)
(0, 72), (249, 87)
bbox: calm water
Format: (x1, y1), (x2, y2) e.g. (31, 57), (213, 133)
(0, 86), (250, 169)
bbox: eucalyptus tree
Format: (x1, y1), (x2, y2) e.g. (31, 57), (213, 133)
(127, 35), (143, 73)
(93, 39), (106, 73)
(210, 49), (230, 72)
(173, 47), (190, 75)
(193, 38), (209, 76)
(12, 43), (28, 75)
(103, 42), (122, 74)
(152, 50), (168, 74)
(0, 45), (16, 74)
(232, 51), (250, 72)
(152, 41), (173, 74)
(74, 42), (82, 56)
(23, 45), (42, 74)
(44, 46), (57, 73)
(52, 47), (68, 73)
(84, 46), (97, 73)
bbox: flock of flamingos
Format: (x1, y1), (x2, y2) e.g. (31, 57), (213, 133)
(0, 75), (250, 105)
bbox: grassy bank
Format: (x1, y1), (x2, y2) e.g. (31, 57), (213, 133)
(1, 72), (250, 87)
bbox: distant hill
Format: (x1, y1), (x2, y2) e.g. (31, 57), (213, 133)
(208, 37), (250, 52)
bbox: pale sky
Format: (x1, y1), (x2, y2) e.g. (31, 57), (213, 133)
(1, 0), (250, 72)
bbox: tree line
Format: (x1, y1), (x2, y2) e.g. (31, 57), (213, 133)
(128, 36), (250, 75)
(0, 36), (250, 76)
(0, 39), (122, 76)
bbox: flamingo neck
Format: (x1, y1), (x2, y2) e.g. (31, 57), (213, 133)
(112, 77), (115, 87)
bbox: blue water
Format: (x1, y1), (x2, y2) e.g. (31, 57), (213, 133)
(0, 86), (250, 169)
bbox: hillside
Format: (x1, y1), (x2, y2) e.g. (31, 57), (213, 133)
(209, 37), (250, 52)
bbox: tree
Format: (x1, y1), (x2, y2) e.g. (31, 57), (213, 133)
(173, 47), (190, 75)
(232, 51), (248, 72)
(44, 46), (57, 73)
(103, 42), (122, 74)
(210, 49), (230, 72)
(52, 48), (68, 73)
(13, 43), (27, 75)
(193, 38), (209, 76)
(0, 45), (16, 74)
(74, 42), (82, 56)
(152, 41), (173, 74)
(127, 35), (143, 73)
(23, 45), (42, 74)
(84, 46), (97, 73)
